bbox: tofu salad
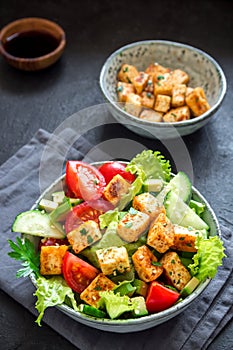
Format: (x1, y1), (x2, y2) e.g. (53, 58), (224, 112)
(9, 150), (225, 325)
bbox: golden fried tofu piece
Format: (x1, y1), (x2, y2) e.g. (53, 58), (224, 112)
(185, 87), (210, 116)
(117, 210), (150, 242)
(141, 91), (155, 109)
(147, 212), (174, 253)
(132, 245), (163, 282)
(163, 106), (190, 122)
(132, 71), (149, 94)
(103, 174), (131, 206)
(160, 251), (191, 290)
(139, 109), (163, 122)
(153, 73), (173, 96)
(67, 220), (102, 254)
(117, 82), (135, 102)
(125, 92), (142, 117)
(171, 225), (198, 252)
(118, 64), (139, 83)
(154, 94), (171, 113)
(80, 273), (116, 308)
(132, 193), (165, 221)
(96, 246), (131, 275)
(145, 63), (171, 78)
(172, 84), (187, 107)
(171, 69), (190, 85)
(40, 245), (68, 275)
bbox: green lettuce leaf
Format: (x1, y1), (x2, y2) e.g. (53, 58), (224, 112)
(34, 276), (78, 326)
(188, 235), (226, 281)
(126, 150), (171, 182)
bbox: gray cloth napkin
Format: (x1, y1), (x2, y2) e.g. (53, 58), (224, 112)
(0, 129), (232, 350)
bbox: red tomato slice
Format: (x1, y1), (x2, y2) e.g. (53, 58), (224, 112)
(146, 281), (180, 313)
(66, 161), (106, 201)
(65, 202), (103, 233)
(62, 251), (99, 293)
(98, 162), (136, 184)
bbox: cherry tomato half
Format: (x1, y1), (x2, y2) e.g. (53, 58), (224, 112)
(62, 251), (99, 293)
(146, 281), (180, 313)
(66, 161), (106, 201)
(65, 202), (103, 233)
(98, 162), (136, 184)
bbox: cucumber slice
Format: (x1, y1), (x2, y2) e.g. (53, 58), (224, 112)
(156, 171), (192, 205)
(164, 191), (209, 230)
(12, 210), (65, 239)
(79, 304), (106, 318)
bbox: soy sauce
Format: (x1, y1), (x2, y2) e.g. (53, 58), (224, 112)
(4, 30), (60, 58)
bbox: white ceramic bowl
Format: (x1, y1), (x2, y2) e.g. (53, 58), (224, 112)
(26, 162), (221, 333)
(99, 40), (227, 139)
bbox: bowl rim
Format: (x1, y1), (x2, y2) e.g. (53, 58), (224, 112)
(99, 40), (227, 128)
(0, 17), (66, 62)
(28, 160), (221, 328)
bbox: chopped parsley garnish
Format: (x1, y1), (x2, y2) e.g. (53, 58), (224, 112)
(123, 66), (129, 73)
(151, 261), (162, 267)
(157, 75), (165, 80)
(80, 228), (88, 236)
(87, 235), (94, 244)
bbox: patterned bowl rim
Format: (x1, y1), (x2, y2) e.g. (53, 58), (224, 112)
(99, 40), (227, 128)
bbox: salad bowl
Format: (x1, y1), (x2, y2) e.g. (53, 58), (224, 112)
(9, 151), (225, 333)
(17, 156), (222, 333)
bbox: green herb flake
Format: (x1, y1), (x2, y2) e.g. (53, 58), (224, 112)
(94, 285), (103, 291)
(117, 85), (123, 92)
(171, 259), (176, 264)
(80, 228), (88, 236)
(179, 237), (185, 241)
(157, 75), (165, 80)
(171, 113), (177, 118)
(123, 66), (129, 73)
(93, 179), (99, 185)
(87, 235), (94, 244)
(146, 92), (152, 98)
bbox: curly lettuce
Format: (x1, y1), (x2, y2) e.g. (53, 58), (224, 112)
(188, 235), (226, 281)
(126, 150), (171, 182)
(34, 276), (78, 326)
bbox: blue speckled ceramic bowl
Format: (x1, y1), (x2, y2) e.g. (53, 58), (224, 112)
(26, 162), (221, 333)
(99, 40), (227, 139)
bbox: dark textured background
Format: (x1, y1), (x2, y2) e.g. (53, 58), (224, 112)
(0, 0), (232, 349)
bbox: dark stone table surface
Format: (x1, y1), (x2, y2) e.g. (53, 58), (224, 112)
(0, 1), (232, 349)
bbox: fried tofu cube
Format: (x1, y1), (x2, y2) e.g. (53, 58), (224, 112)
(117, 82), (135, 102)
(118, 64), (139, 83)
(132, 71), (149, 94)
(132, 192), (164, 221)
(154, 94), (171, 113)
(139, 109), (163, 122)
(132, 245), (163, 282)
(171, 225), (198, 252)
(171, 84), (187, 107)
(171, 69), (190, 85)
(117, 210), (150, 242)
(103, 174), (131, 206)
(160, 251), (191, 290)
(145, 63), (171, 78)
(147, 212), (174, 253)
(153, 73), (173, 96)
(163, 106), (190, 122)
(67, 220), (102, 254)
(141, 91), (155, 109)
(40, 245), (68, 275)
(185, 87), (210, 116)
(80, 273), (116, 307)
(96, 246), (130, 275)
(125, 92), (142, 117)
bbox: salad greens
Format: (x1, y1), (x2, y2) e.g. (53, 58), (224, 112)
(8, 237), (40, 278)
(189, 235), (226, 281)
(34, 276), (78, 326)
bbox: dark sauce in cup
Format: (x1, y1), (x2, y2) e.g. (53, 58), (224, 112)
(4, 30), (60, 58)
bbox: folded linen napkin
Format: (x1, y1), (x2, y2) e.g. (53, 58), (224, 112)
(0, 129), (232, 350)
